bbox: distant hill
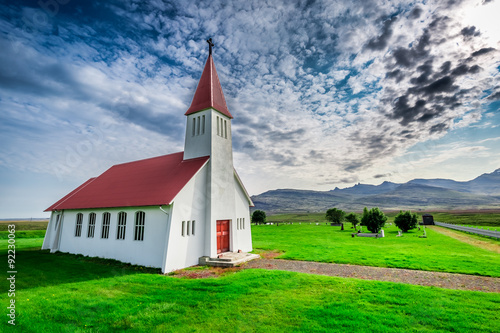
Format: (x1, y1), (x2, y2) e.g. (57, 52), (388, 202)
(251, 168), (500, 214)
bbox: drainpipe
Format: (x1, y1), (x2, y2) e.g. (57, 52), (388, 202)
(159, 206), (169, 216)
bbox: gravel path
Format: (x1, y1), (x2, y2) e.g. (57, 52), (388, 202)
(243, 258), (500, 293)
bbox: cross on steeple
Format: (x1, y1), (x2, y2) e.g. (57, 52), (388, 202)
(207, 38), (214, 55)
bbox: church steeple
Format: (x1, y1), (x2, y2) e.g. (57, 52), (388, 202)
(185, 38), (233, 119)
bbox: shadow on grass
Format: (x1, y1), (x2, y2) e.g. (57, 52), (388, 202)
(15, 250), (161, 290)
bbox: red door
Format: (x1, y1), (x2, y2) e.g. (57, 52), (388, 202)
(217, 220), (230, 253)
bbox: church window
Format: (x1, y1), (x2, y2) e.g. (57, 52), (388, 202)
(197, 117), (201, 135)
(242, 218), (245, 229)
(187, 220), (191, 236)
(75, 213), (83, 237)
(134, 211), (145, 241)
(182, 221), (185, 236)
(221, 118), (224, 137)
(192, 220), (195, 235)
(202, 115), (205, 134)
(216, 116), (220, 135)
(224, 120), (228, 139)
(87, 213), (96, 238)
(237, 218), (239, 230)
(117, 212), (127, 240)
(192, 118), (196, 136)
(101, 212), (110, 239)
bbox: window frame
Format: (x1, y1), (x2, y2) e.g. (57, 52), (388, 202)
(75, 213), (83, 237)
(117, 212), (127, 240)
(87, 212), (96, 238)
(134, 211), (145, 241)
(101, 212), (111, 239)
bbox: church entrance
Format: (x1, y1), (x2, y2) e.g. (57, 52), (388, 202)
(216, 220), (230, 253)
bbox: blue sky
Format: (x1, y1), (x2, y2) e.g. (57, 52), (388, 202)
(0, 0), (499, 218)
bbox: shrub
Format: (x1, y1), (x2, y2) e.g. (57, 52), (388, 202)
(362, 207), (387, 233)
(345, 213), (360, 230)
(360, 207), (369, 226)
(325, 208), (346, 224)
(252, 210), (266, 225)
(394, 211), (418, 232)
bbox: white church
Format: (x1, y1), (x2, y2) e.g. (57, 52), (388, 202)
(42, 39), (255, 273)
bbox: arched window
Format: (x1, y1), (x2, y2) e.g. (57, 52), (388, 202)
(101, 212), (111, 239)
(75, 213), (83, 237)
(134, 211), (145, 241)
(117, 212), (127, 240)
(87, 213), (96, 238)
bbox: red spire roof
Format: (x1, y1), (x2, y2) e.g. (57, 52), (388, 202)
(185, 54), (233, 119)
(45, 152), (209, 211)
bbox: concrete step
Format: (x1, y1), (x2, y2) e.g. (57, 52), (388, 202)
(199, 252), (260, 268)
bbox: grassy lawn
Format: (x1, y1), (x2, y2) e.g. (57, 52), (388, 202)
(0, 231), (45, 252)
(251, 223), (500, 277)
(430, 211), (500, 227)
(265, 211), (500, 227)
(1, 247), (499, 332)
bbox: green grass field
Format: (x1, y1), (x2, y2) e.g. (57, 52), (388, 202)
(1, 246), (499, 332)
(252, 223), (500, 277)
(1, 215), (499, 331)
(265, 211), (500, 227)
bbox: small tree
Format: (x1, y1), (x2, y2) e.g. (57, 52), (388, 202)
(363, 207), (387, 233)
(360, 207), (369, 226)
(345, 213), (360, 230)
(325, 208), (346, 224)
(394, 211), (418, 232)
(252, 210), (266, 225)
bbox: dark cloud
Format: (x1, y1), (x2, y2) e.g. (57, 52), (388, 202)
(391, 96), (427, 125)
(451, 64), (481, 76)
(391, 29), (431, 68)
(471, 47), (495, 57)
(440, 61), (451, 74)
(365, 16), (397, 51)
(417, 112), (437, 122)
(0, 39), (81, 98)
(429, 123), (448, 134)
(487, 91), (500, 100)
(460, 26), (480, 37)
(374, 173), (391, 178)
(410, 60), (433, 85)
(344, 161), (365, 172)
(386, 69), (404, 82)
(99, 101), (184, 141)
(408, 6), (422, 20)
(268, 128), (306, 143)
(421, 76), (456, 95)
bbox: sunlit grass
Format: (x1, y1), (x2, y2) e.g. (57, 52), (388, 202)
(0, 249), (499, 332)
(252, 223), (500, 277)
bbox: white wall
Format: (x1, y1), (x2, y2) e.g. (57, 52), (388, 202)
(183, 109), (211, 160)
(164, 162), (209, 272)
(233, 175), (253, 252)
(52, 206), (169, 269)
(207, 110), (237, 257)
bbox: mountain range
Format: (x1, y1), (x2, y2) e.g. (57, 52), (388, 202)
(251, 168), (500, 214)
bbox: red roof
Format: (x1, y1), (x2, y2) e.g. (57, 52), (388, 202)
(45, 152), (209, 211)
(185, 54), (233, 119)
